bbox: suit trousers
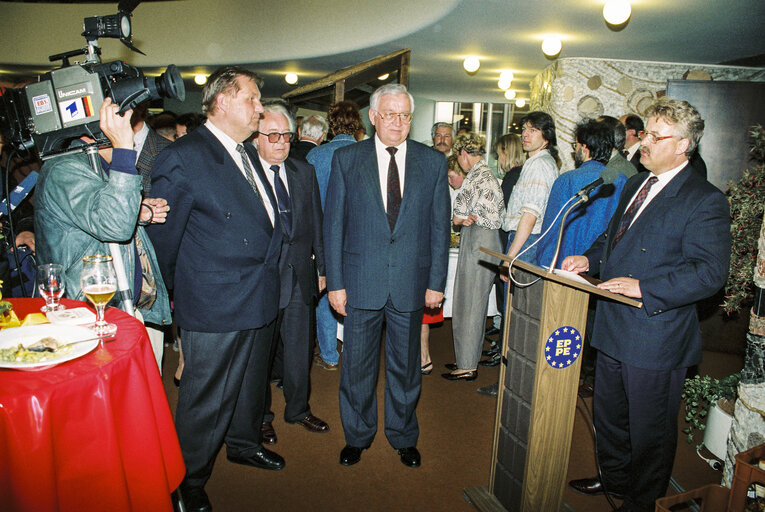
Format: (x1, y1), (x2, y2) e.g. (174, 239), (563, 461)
(265, 281), (314, 423)
(594, 351), (686, 511)
(175, 322), (275, 488)
(339, 298), (423, 449)
(452, 224), (502, 370)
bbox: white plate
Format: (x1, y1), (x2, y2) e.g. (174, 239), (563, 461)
(0, 324), (99, 370)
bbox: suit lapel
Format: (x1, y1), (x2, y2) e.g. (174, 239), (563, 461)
(359, 139), (386, 216)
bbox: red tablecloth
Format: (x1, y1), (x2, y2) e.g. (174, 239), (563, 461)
(0, 299), (185, 512)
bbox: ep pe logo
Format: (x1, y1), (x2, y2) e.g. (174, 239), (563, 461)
(544, 326), (582, 369)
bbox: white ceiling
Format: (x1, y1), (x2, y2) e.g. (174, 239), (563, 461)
(1, 0), (764, 104)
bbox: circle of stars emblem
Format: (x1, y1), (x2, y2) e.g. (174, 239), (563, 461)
(544, 326), (582, 369)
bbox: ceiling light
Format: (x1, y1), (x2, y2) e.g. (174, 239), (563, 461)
(515, 99), (526, 108)
(463, 56), (480, 73)
(285, 73), (298, 85)
(603, 0), (632, 25)
(541, 38), (562, 57)
(498, 70), (514, 90)
(504, 89), (516, 100)
(194, 74), (207, 86)
(377, 73), (390, 81)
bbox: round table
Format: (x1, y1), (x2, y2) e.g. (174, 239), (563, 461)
(0, 299), (185, 511)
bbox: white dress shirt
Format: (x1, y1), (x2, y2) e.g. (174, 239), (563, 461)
(374, 135), (407, 210)
(626, 160), (688, 228)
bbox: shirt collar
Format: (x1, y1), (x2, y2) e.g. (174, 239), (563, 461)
(205, 119), (240, 153)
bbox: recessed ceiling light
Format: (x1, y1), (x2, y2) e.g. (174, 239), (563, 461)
(463, 56), (480, 73)
(194, 74), (207, 86)
(515, 98), (526, 108)
(285, 73), (298, 85)
(603, 0), (631, 25)
(504, 89), (516, 100)
(378, 73), (390, 81)
(498, 70), (514, 90)
(541, 38), (562, 57)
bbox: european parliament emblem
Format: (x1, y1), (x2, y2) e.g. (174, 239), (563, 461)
(544, 326), (582, 369)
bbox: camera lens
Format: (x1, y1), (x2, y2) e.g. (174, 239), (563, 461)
(155, 65), (185, 102)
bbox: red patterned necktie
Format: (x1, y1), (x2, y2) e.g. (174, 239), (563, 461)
(386, 146), (401, 231)
(612, 176), (658, 246)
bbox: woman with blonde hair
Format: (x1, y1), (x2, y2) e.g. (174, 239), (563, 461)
(443, 132), (505, 381)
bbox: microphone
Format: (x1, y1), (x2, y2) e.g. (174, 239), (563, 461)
(576, 166), (619, 197)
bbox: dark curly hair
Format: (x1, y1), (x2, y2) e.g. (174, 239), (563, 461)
(328, 101), (362, 137)
(521, 111), (558, 163)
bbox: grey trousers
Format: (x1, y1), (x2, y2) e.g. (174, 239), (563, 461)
(451, 224), (501, 370)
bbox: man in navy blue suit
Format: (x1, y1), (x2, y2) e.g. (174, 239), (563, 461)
(565, 98), (731, 511)
(324, 84), (450, 468)
(149, 66), (284, 512)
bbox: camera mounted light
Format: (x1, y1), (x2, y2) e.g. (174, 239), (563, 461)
(82, 11), (145, 57)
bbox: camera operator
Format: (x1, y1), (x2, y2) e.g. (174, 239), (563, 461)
(34, 97), (171, 372)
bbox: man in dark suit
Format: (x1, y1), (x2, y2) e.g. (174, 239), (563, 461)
(324, 84), (451, 468)
(254, 103), (329, 444)
(565, 98), (731, 511)
(289, 115), (328, 161)
(148, 66), (284, 512)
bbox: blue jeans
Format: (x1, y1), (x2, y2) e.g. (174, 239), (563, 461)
(316, 293), (339, 365)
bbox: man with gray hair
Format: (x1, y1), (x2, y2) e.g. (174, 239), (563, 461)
(565, 97), (730, 510)
(431, 121), (453, 155)
(290, 114), (328, 161)
(324, 83), (450, 468)
(254, 102), (329, 445)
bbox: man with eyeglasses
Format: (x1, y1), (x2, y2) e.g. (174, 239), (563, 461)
(148, 66), (284, 512)
(324, 83), (450, 469)
(565, 98), (731, 511)
(254, 103), (330, 446)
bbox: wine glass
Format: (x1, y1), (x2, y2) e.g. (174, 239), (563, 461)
(80, 255), (118, 336)
(37, 263), (66, 312)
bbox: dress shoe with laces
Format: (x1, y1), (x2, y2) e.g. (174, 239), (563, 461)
(340, 445), (367, 466)
(568, 477), (624, 499)
(179, 482), (212, 512)
(398, 446), (421, 468)
(261, 421), (277, 444)
(227, 447), (285, 470)
(287, 413), (329, 433)
(441, 370), (478, 381)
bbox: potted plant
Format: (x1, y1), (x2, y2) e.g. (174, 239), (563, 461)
(682, 373), (740, 447)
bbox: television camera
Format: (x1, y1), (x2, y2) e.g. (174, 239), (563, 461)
(0, 0), (185, 158)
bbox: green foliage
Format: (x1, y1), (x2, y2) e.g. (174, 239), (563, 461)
(724, 125), (765, 315)
(682, 373), (740, 443)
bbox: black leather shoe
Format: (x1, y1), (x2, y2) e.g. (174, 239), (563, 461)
(444, 363), (458, 371)
(482, 345), (499, 357)
(441, 370), (478, 381)
(340, 445), (367, 466)
(398, 446), (421, 468)
(286, 414), (330, 433)
(479, 353), (500, 367)
(578, 381), (594, 398)
(179, 483), (212, 512)
(227, 447), (285, 470)
(261, 421), (277, 444)
(485, 326), (500, 336)
(477, 382), (499, 397)
(568, 477), (624, 499)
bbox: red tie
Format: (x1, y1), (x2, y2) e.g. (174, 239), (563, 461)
(613, 176), (658, 246)
(386, 147), (401, 231)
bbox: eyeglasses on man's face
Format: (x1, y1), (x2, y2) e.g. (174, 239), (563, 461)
(258, 131), (295, 143)
(638, 130), (677, 144)
(376, 111), (412, 124)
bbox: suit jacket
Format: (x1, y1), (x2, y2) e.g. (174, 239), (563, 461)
(289, 140), (318, 161)
(584, 165), (730, 370)
(629, 151), (649, 175)
(257, 154), (325, 307)
(136, 127), (172, 194)
(323, 137), (451, 312)
(148, 125), (283, 332)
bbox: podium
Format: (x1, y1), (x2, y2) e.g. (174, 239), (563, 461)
(464, 249), (641, 512)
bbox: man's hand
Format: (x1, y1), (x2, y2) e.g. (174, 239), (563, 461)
(140, 197), (170, 224)
(425, 289), (444, 309)
(499, 260), (510, 282)
(598, 277), (642, 298)
(318, 276), (326, 293)
(561, 255), (589, 273)
(14, 231), (35, 252)
(329, 289), (347, 316)
(99, 98), (134, 150)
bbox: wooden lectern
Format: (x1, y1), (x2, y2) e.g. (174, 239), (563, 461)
(464, 249), (641, 512)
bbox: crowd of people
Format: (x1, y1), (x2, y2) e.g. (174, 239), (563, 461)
(9, 63), (730, 512)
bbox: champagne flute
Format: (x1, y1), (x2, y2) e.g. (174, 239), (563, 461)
(80, 255), (118, 336)
(37, 263), (66, 312)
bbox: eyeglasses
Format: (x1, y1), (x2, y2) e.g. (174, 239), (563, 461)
(638, 131), (676, 144)
(376, 111), (412, 124)
(258, 131), (294, 143)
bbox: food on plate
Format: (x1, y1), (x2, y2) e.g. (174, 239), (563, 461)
(0, 337), (72, 363)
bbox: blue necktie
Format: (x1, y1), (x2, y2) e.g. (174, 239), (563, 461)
(270, 165), (293, 237)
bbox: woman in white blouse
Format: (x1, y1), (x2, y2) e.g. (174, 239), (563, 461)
(443, 133), (505, 381)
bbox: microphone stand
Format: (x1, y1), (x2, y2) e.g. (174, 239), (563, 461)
(547, 193), (590, 273)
